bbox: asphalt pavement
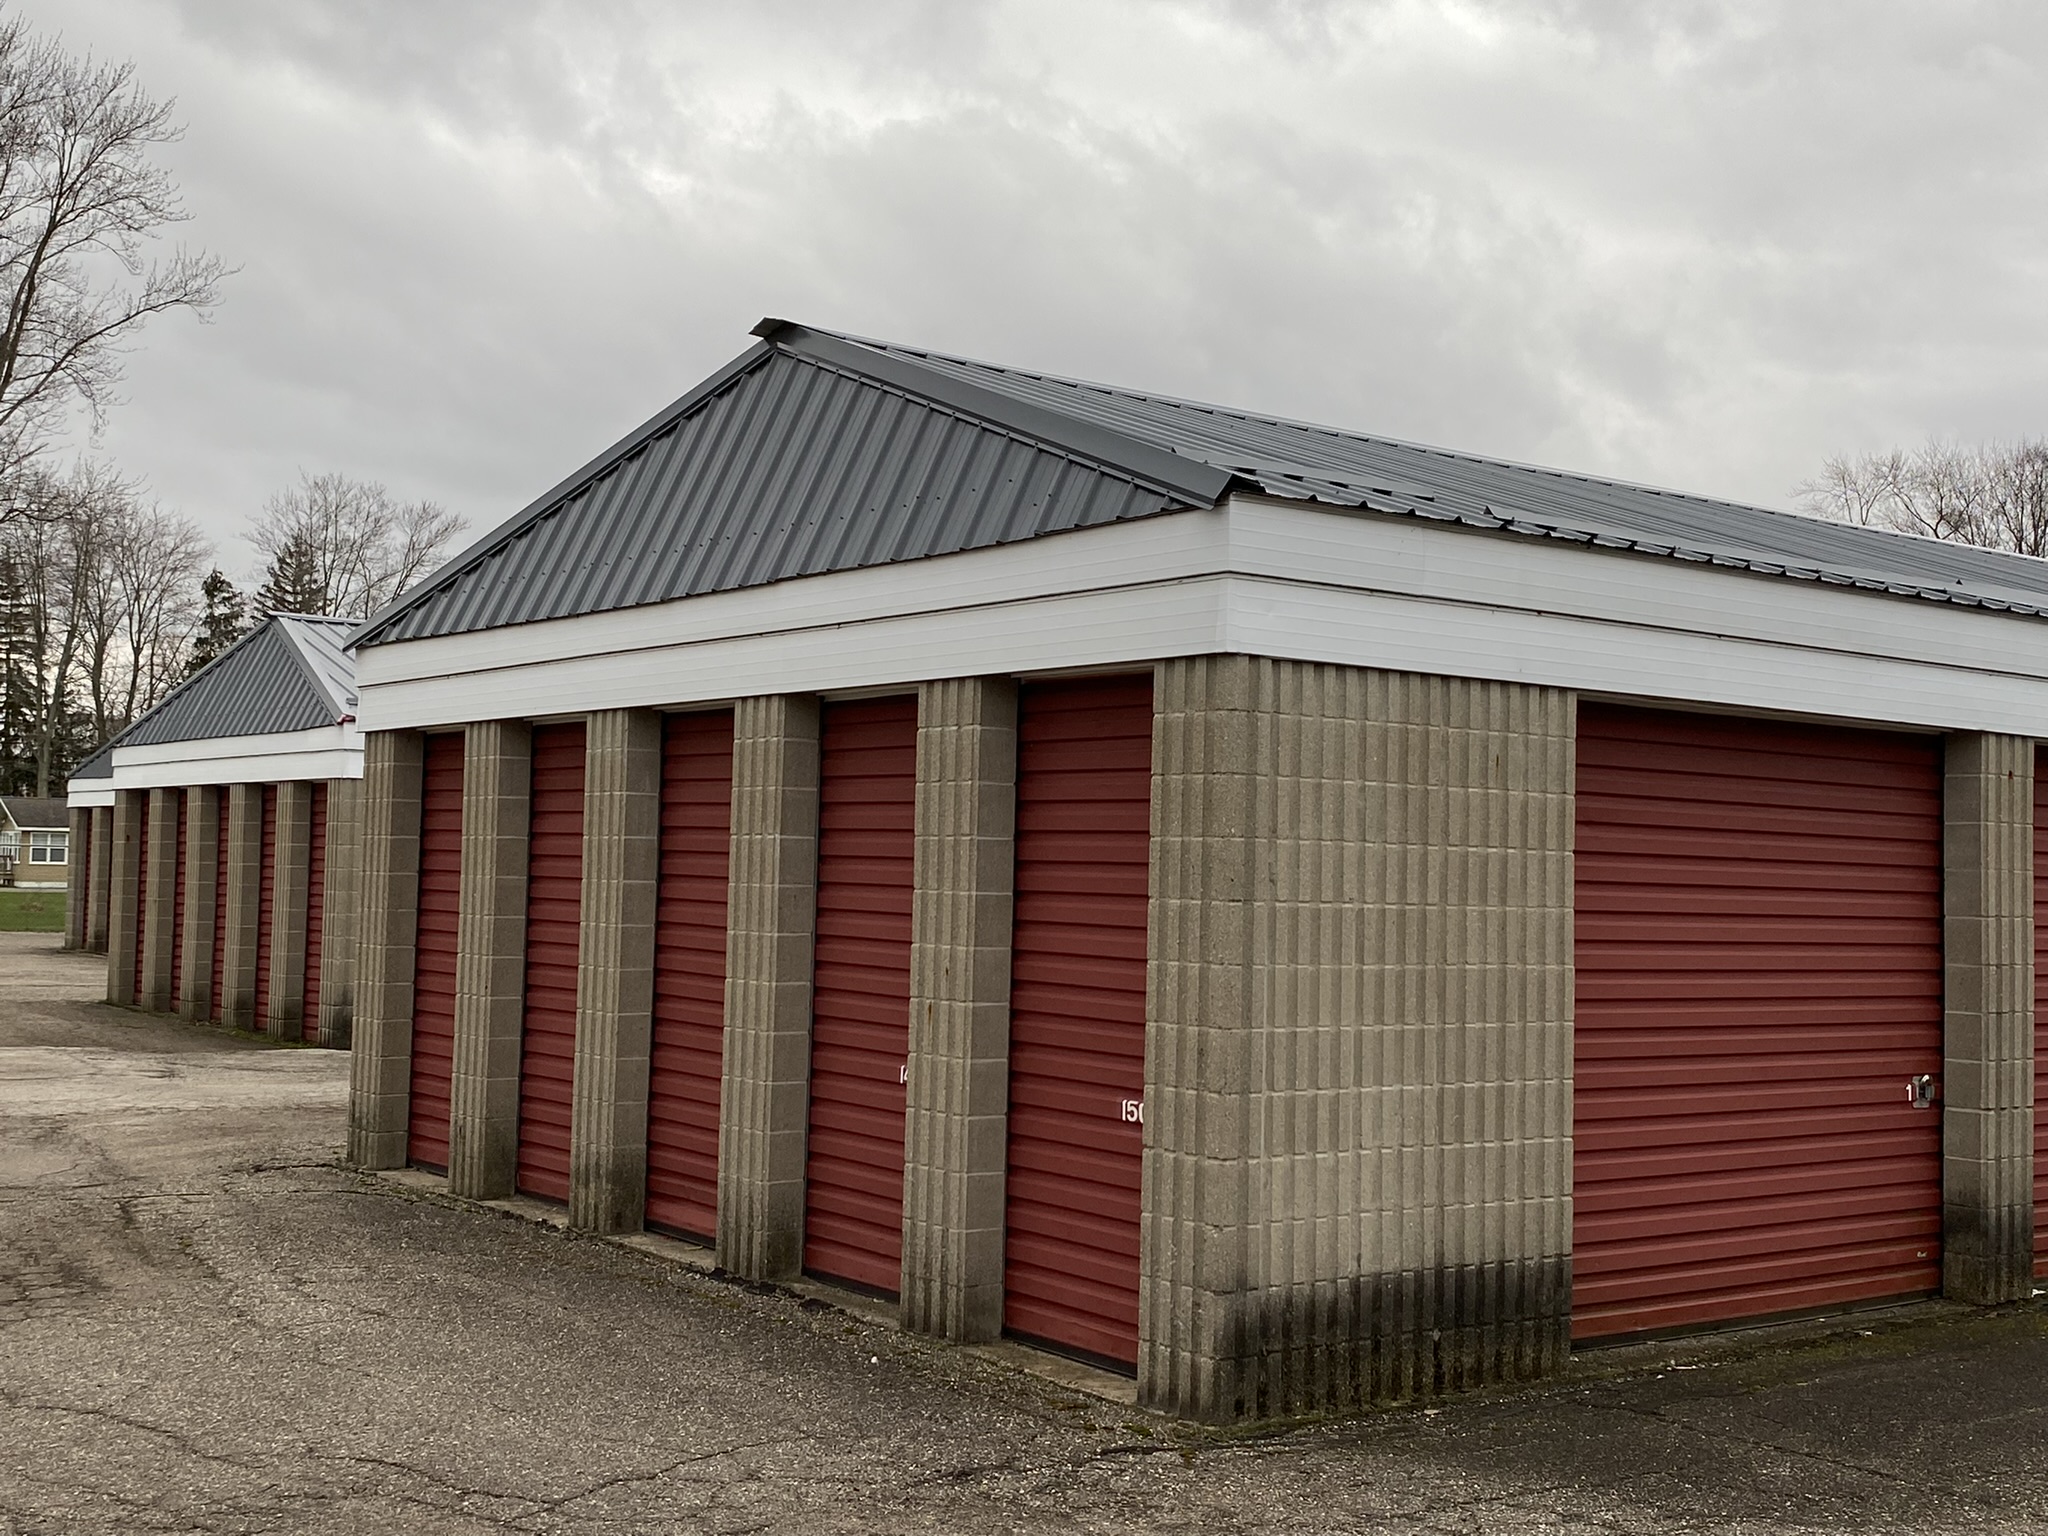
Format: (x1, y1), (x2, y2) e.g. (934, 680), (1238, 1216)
(3, 929), (2046, 1534)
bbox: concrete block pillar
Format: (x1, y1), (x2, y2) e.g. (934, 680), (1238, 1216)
(901, 677), (1018, 1341)
(569, 709), (662, 1234)
(87, 805), (112, 953)
(105, 791), (143, 1005)
(139, 789), (180, 1011)
(64, 808), (89, 950)
(717, 694), (821, 1282)
(1141, 658), (1575, 1423)
(180, 789), (222, 1019)
(220, 785), (264, 1031)
(349, 732), (425, 1170)
(319, 777), (363, 1049)
(1942, 733), (2036, 1303)
(265, 782), (314, 1041)
(448, 720), (532, 1201)
(140, 790), (182, 1010)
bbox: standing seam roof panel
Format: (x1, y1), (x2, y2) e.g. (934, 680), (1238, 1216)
(361, 349), (1181, 645)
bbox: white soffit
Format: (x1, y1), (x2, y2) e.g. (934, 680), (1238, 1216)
(67, 786), (115, 808)
(355, 497), (2048, 737)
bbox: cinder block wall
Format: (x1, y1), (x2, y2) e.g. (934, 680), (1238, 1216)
(64, 809), (89, 950)
(1942, 733), (2036, 1302)
(1142, 657), (1575, 1422)
(106, 791), (143, 1006)
(900, 676), (1018, 1342)
(319, 778), (363, 1047)
(349, 732), (425, 1169)
(87, 806), (112, 953)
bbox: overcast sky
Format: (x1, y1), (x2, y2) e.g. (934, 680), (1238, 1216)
(14, 0), (2048, 579)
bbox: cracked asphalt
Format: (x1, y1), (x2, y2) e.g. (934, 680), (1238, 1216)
(3, 931), (2047, 1534)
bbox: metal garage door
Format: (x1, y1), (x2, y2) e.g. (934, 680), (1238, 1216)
(210, 796), (228, 1021)
(302, 784), (327, 1040)
(647, 709), (734, 1242)
(1003, 675), (1153, 1368)
(2034, 762), (2048, 1280)
(131, 794), (150, 1000)
(803, 696), (917, 1294)
(409, 733), (465, 1170)
(1574, 705), (1944, 1340)
(168, 790), (186, 1007)
(253, 786), (277, 1032)
(516, 722), (586, 1204)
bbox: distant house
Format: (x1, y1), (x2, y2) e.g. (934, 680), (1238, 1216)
(0, 796), (70, 889)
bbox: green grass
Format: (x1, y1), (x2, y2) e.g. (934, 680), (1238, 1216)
(0, 888), (67, 932)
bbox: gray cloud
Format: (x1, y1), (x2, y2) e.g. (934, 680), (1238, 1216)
(13, 0), (2048, 579)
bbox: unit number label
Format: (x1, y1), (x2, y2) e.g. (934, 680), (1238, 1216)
(1118, 1097), (1144, 1125)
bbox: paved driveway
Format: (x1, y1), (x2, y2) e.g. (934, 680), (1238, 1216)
(2, 930), (2046, 1534)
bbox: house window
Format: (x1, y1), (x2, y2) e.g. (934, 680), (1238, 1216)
(27, 831), (66, 864)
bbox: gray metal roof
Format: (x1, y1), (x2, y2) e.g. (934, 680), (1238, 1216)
(354, 318), (2048, 648)
(69, 742), (113, 782)
(0, 796), (67, 831)
(107, 615), (357, 750)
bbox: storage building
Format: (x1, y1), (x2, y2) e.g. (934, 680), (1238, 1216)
(66, 613), (364, 1045)
(344, 319), (2044, 1421)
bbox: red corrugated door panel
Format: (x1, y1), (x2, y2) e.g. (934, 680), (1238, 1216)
(647, 710), (734, 1242)
(1574, 705), (1944, 1341)
(409, 734), (465, 1170)
(803, 696), (917, 1294)
(516, 722), (586, 1204)
(169, 790), (187, 1007)
(210, 798), (228, 1021)
(1003, 675), (1154, 1369)
(131, 795), (150, 1000)
(302, 784), (328, 1040)
(2034, 758), (2048, 1279)
(253, 786), (277, 1032)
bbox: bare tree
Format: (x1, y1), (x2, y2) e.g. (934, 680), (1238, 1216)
(65, 460), (206, 740)
(0, 458), (206, 791)
(1799, 438), (2048, 557)
(0, 14), (227, 522)
(250, 472), (465, 619)
(113, 500), (206, 719)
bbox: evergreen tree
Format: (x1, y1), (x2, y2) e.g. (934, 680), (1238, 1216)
(254, 533), (328, 617)
(186, 568), (248, 676)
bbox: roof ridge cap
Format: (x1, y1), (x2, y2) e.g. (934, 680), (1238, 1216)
(272, 617), (354, 721)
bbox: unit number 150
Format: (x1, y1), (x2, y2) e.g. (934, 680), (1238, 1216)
(1117, 1098), (1144, 1125)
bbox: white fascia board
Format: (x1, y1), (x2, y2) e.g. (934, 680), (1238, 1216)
(354, 495), (2048, 738)
(66, 786), (115, 808)
(109, 724), (363, 790)
(1222, 498), (2048, 735)
(355, 512), (1234, 729)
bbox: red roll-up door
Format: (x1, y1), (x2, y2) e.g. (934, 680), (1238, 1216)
(1003, 675), (1154, 1369)
(210, 796), (228, 1021)
(803, 696), (917, 1294)
(253, 786), (277, 1032)
(2033, 760), (2048, 1280)
(1574, 705), (1944, 1341)
(516, 722), (586, 1204)
(168, 791), (187, 1008)
(302, 784), (328, 1041)
(131, 795), (150, 1001)
(409, 734), (465, 1170)
(647, 710), (735, 1242)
